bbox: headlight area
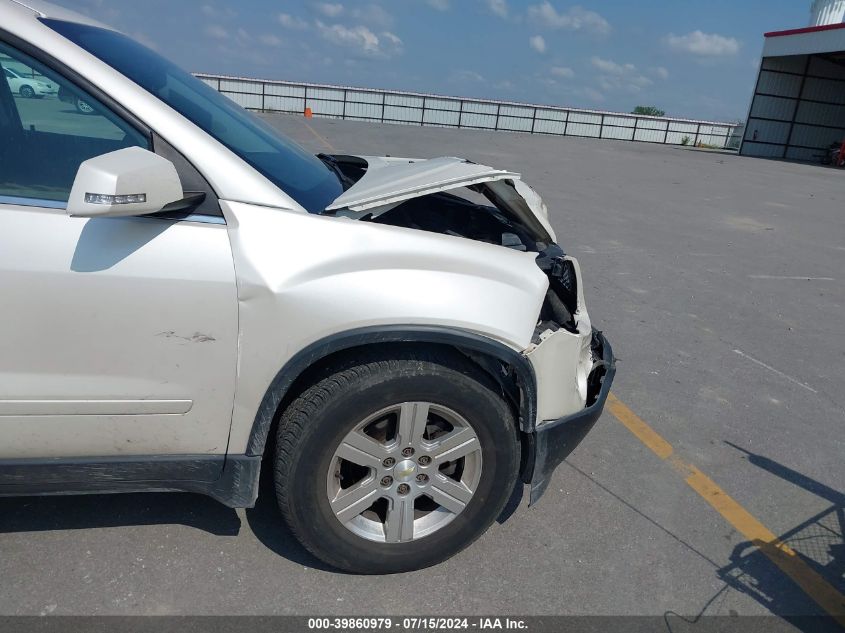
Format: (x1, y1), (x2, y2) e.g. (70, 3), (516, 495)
(521, 246), (616, 504)
(528, 247), (597, 421)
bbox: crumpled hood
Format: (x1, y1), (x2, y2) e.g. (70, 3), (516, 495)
(325, 155), (557, 244)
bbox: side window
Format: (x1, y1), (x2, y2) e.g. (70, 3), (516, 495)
(0, 42), (149, 205)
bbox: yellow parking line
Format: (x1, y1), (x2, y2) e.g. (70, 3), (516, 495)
(606, 393), (845, 625)
(302, 119), (337, 152)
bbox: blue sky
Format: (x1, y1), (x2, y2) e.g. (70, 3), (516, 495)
(58, 0), (808, 121)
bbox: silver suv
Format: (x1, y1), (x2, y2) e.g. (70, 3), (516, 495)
(0, 0), (614, 573)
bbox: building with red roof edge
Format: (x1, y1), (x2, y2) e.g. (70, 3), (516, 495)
(741, 0), (845, 160)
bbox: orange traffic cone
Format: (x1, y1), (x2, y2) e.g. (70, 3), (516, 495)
(304, 107), (313, 118)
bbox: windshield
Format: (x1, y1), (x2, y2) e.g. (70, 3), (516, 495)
(44, 19), (342, 213)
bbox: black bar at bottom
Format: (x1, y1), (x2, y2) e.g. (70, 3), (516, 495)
(0, 616), (837, 633)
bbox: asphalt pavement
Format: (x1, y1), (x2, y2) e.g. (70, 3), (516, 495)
(0, 114), (842, 627)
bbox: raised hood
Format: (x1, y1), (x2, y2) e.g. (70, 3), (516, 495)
(325, 156), (556, 244)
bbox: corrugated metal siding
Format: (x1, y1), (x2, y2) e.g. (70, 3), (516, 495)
(741, 52), (845, 161)
(266, 83), (306, 98)
(385, 105), (422, 123)
(634, 128), (665, 142)
(534, 119), (567, 135)
(602, 126), (634, 141)
(762, 55), (809, 73)
(785, 146), (824, 161)
(567, 122), (601, 137)
(751, 95), (798, 120)
(757, 70), (803, 97)
(741, 141), (786, 157)
(808, 55), (845, 79)
(195, 73), (736, 148)
(803, 76), (845, 103)
(796, 100), (845, 126)
(265, 96), (304, 112)
(498, 116), (533, 132)
(790, 123), (845, 146)
(424, 109), (460, 126)
(347, 90), (382, 104)
(746, 118), (792, 144)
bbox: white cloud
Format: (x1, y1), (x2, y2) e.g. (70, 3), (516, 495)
(527, 2), (610, 35)
(583, 87), (605, 102)
(598, 74), (652, 93)
(450, 69), (486, 84)
(204, 24), (229, 40)
(591, 57), (634, 75)
(314, 2), (345, 18)
(131, 31), (159, 51)
(351, 4), (394, 28)
(591, 57), (653, 93)
(550, 66), (575, 79)
(486, 0), (508, 18)
(278, 13), (309, 30)
(666, 31), (740, 57)
(316, 21), (403, 58)
(426, 0), (450, 10)
(66, 0), (120, 22)
(529, 35), (547, 54)
(201, 4), (235, 18)
(381, 31), (402, 47)
(259, 33), (284, 47)
(652, 66), (670, 80)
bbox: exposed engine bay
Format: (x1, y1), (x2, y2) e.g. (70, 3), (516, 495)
(322, 154), (580, 339)
(319, 153), (608, 425)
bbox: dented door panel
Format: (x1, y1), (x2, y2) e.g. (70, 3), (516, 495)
(0, 206), (238, 459)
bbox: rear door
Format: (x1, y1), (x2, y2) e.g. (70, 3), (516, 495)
(0, 40), (238, 469)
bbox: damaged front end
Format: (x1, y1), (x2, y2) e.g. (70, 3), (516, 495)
(522, 248), (616, 503)
(322, 154), (615, 504)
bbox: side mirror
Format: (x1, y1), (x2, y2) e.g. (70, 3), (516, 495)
(67, 146), (183, 218)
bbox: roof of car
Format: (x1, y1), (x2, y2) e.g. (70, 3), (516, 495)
(5, 0), (110, 29)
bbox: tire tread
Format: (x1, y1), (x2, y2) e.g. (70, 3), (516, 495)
(273, 347), (517, 573)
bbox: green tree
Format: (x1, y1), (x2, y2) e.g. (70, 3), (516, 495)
(632, 106), (666, 117)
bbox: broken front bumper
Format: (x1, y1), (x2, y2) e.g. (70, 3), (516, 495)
(524, 330), (615, 504)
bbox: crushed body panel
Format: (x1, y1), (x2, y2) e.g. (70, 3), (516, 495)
(325, 155), (556, 245)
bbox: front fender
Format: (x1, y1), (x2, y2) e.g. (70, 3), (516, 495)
(241, 325), (539, 457)
(221, 201), (549, 455)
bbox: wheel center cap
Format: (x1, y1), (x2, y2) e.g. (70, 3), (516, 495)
(394, 459), (417, 482)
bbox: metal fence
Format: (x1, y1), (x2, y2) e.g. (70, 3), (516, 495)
(196, 73), (738, 148)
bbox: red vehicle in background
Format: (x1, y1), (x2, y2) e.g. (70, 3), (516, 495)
(822, 139), (845, 167)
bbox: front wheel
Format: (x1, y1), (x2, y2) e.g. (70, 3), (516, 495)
(274, 348), (520, 574)
(19, 85), (35, 99)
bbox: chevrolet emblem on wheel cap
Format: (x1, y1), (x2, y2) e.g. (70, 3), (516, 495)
(394, 460), (417, 481)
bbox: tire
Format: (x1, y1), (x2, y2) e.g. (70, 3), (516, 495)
(19, 85), (34, 99)
(274, 348), (520, 574)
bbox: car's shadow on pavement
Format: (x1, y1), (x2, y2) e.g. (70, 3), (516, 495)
(243, 461), (527, 574)
(0, 461), (526, 575)
(243, 465), (337, 572)
(0, 489), (241, 536)
(0, 476), (335, 572)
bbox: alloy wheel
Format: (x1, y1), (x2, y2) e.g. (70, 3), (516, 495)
(325, 402), (482, 543)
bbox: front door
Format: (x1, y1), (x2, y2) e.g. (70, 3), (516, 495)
(0, 40), (238, 468)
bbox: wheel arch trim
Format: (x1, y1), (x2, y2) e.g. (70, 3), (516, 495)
(244, 325), (538, 457)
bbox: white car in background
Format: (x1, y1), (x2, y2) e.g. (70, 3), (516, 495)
(0, 0), (615, 574)
(3, 63), (55, 97)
